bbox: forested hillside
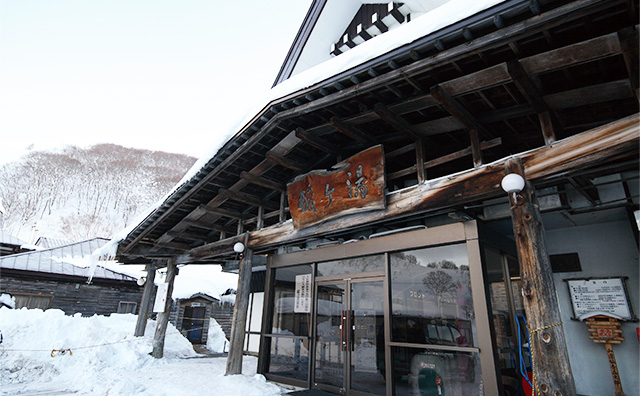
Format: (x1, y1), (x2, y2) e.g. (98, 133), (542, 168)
(0, 144), (195, 242)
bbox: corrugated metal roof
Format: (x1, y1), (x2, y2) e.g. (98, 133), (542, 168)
(0, 238), (136, 282)
(35, 237), (73, 249)
(0, 230), (28, 247)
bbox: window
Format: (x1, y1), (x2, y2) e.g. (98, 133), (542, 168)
(117, 301), (137, 314)
(14, 294), (52, 310)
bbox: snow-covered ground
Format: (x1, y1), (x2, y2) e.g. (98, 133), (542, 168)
(0, 308), (288, 396)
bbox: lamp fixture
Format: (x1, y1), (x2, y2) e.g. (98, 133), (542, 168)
(233, 242), (245, 253)
(136, 277), (146, 286)
(501, 173), (525, 204)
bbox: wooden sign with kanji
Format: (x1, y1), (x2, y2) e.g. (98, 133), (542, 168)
(287, 145), (386, 229)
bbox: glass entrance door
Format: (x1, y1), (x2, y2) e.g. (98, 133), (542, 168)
(314, 277), (386, 395)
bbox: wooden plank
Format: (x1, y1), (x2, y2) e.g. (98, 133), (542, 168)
(226, 240), (252, 375)
(505, 158), (576, 395)
(413, 116), (465, 136)
(416, 140), (426, 182)
(544, 80), (635, 109)
(425, 137), (502, 169)
(240, 171), (285, 192)
(247, 115), (638, 250)
(182, 218), (235, 235)
(440, 63), (511, 94)
(520, 32), (622, 75)
(287, 145), (386, 229)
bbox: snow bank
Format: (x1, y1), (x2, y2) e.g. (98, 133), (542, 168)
(0, 308), (284, 396)
(206, 317), (229, 353)
(0, 293), (15, 308)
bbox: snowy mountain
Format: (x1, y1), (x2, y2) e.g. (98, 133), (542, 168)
(0, 144), (195, 243)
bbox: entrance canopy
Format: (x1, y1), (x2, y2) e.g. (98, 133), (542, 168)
(114, 0), (638, 266)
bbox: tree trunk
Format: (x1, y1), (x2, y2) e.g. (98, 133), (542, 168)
(226, 242), (253, 375)
(135, 262), (156, 337)
(151, 258), (176, 358)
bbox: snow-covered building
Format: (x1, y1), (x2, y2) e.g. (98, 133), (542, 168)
(0, 238), (143, 316)
(112, 1), (638, 395)
(168, 292), (234, 345)
(0, 230), (31, 257)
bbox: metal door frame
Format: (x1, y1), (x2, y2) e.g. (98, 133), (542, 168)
(312, 274), (386, 396)
(263, 221), (499, 395)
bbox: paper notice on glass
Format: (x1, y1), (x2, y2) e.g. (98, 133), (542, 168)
(153, 283), (169, 313)
(294, 274), (312, 313)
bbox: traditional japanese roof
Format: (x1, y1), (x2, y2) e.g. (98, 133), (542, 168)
(114, 0), (639, 266)
(0, 238), (136, 282)
(35, 236), (74, 249)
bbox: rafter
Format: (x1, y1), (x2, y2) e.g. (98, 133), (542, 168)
(373, 103), (421, 140)
(329, 116), (375, 144)
(266, 151), (307, 172)
(218, 188), (279, 211)
(240, 171), (285, 192)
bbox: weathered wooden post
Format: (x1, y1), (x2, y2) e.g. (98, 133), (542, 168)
(151, 258), (177, 358)
(135, 262), (156, 337)
(226, 236), (252, 375)
(504, 158), (577, 396)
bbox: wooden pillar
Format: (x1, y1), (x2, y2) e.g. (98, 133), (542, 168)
(226, 237), (252, 375)
(151, 258), (177, 359)
(134, 262), (156, 337)
(505, 158), (576, 396)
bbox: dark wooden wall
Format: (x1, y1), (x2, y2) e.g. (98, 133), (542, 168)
(0, 272), (143, 317)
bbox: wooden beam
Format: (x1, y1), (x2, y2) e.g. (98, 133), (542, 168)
(182, 218), (235, 235)
(505, 158), (576, 396)
(266, 151), (306, 172)
(617, 27), (639, 101)
(240, 171), (285, 192)
(153, 241), (190, 252)
(329, 116), (375, 144)
(165, 230), (208, 243)
(198, 204), (251, 221)
(151, 258), (176, 358)
(469, 128), (483, 168)
(507, 60), (559, 144)
(295, 127), (344, 157)
(373, 103), (421, 140)
(218, 188), (279, 212)
(416, 140), (426, 182)
(188, 234), (246, 260)
(567, 176), (601, 205)
(134, 262), (156, 337)
(247, 115), (638, 250)
(226, 240), (252, 375)
(430, 84), (481, 132)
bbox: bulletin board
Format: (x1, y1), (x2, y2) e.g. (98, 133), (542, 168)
(565, 277), (636, 321)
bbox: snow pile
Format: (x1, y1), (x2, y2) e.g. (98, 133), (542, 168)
(0, 293), (15, 308)
(0, 308), (284, 396)
(206, 317), (229, 353)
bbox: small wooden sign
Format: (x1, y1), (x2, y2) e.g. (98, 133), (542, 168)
(287, 145), (386, 229)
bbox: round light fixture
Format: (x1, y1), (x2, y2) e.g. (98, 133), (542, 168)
(233, 242), (245, 253)
(136, 277), (146, 286)
(501, 173), (525, 194)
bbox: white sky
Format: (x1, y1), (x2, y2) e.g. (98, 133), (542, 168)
(0, 0), (312, 165)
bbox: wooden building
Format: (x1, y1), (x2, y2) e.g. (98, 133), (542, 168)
(113, 0), (638, 395)
(0, 230), (30, 257)
(169, 292), (233, 345)
(0, 238), (143, 316)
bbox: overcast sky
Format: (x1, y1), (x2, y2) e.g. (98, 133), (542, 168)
(0, 0), (312, 165)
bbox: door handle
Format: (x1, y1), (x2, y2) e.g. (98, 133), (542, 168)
(350, 310), (355, 351)
(340, 310), (347, 351)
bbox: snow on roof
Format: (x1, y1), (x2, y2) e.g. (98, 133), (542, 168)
(0, 229), (29, 247)
(0, 237), (136, 282)
(111, 0), (506, 250)
(35, 236), (74, 249)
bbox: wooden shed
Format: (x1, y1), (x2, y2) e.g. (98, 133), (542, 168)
(0, 238), (143, 316)
(113, 0), (638, 395)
